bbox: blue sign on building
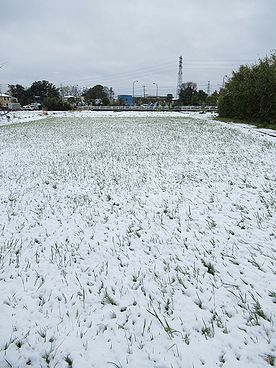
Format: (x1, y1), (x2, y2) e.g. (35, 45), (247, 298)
(118, 95), (133, 106)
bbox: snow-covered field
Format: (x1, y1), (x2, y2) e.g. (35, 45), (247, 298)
(0, 113), (275, 368)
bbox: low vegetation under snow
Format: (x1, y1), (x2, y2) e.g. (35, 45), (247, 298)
(0, 113), (275, 367)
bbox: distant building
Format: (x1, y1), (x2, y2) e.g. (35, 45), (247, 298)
(0, 94), (21, 110)
(0, 94), (12, 108)
(118, 95), (133, 106)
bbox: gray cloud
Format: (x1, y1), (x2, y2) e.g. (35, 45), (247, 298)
(0, 0), (275, 96)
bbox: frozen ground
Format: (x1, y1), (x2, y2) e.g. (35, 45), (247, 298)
(0, 113), (275, 367)
(1, 110), (275, 137)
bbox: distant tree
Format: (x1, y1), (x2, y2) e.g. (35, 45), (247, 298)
(43, 97), (71, 111)
(67, 97), (76, 105)
(60, 85), (81, 99)
(67, 96), (82, 107)
(8, 84), (30, 106)
(9, 81), (61, 106)
(181, 82), (197, 91)
(82, 84), (109, 105)
(166, 94), (173, 107)
(194, 89), (208, 106)
(101, 96), (110, 106)
(218, 52), (276, 125)
(206, 90), (219, 106)
(28, 80), (59, 103)
(179, 82), (197, 105)
(179, 82), (208, 106)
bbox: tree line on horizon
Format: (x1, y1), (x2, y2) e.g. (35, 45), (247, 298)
(8, 80), (218, 110)
(7, 82), (113, 110)
(177, 82), (218, 106)
(6, 52), (276, 126)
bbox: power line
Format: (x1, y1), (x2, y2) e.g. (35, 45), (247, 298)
(60, 57), (254, 86)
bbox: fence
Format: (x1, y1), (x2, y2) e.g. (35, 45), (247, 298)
(79, 105), (217, 112)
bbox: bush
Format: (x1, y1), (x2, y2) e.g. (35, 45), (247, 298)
(43, 97), (72, 111)
(218, 52), (276, 126)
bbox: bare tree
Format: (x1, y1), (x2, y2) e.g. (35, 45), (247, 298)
(181, 81), (197, 91)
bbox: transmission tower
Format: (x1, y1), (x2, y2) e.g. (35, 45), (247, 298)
(176, 56), (183, 99)
(207, 81), (210, 96)
(142, 85), (146, 98)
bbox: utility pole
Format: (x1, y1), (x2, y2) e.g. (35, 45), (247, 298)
(176, 56), (183, 99)
(207, 81), (210, 96)
(153, 82), (158, 97)
(132, 80), (138, 106)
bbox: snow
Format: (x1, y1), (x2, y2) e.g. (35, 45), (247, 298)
(1, 110), (275, 138)
(0, 111), (47, 126)
(255, 128), (276, 138)
(0, 112), (275, 367)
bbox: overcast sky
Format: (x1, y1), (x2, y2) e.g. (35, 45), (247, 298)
(0, 0), (275, 96)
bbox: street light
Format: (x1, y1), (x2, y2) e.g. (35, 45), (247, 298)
(153, 82), (158, 97)
(222, 75), (228, 88)
(132, 80), (138, 106)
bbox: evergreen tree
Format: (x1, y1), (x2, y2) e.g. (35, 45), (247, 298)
(179, 82), (197, 105)
(8, 84), (31, 105)
(218, 52), (276, 125)
(206, 91), (219, 106)
(82, 85), (109, 105)
(28, 80), (60, 102)
(178, 82), (207, 106)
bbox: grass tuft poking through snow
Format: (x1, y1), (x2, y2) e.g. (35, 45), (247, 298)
(0, 113), (275, 367)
